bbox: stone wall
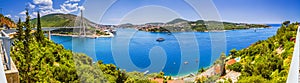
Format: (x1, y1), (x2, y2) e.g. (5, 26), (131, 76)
(5, 58), (19, 83)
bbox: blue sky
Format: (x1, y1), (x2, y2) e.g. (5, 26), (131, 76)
(0, 0), (299, 25)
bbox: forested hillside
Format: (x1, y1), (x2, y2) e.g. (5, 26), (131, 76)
(30, 13), (97, 27)
(226, 22), (298, 83)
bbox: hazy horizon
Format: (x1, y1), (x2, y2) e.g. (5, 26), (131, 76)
(0, 0), (299, 25)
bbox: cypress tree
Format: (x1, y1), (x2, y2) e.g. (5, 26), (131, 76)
(220, 53), (226, 76)
(24, 9), (32, 43)
(24, 9), (31, 54)
(23, 9), (32, 82)
(16, 18), (23, 41)
(36, 11), (44, 43)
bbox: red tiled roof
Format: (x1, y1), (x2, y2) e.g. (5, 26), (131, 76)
(214, 65), (221, 74)
(167, 80), (184, 83)
(152, 78), (164, 83)
(226, 59), (236, 65)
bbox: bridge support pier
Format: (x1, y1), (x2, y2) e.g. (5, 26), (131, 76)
(48, 31), (51, 40)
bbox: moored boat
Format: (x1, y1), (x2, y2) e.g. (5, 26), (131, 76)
(156, 38), (165, 42)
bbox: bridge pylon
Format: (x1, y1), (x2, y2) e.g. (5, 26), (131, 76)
(79, 10), (86, 37)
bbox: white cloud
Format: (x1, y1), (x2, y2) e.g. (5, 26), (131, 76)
(20, 0), (83, 18)
(62, 3), (79, 9)
(33, 0), (53, 6)
(78, 6), (85, 10)
(28, 3), (36, 9)
(19, 11), (26, 15)
(59, 3), (81, 14)
(68, 0), (80, 2)
(30, 12), (38, 18)
(4, 14), (11, 18)
(32, 0), (53, 10)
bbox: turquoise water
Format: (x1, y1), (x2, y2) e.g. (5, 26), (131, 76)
(51, 24), (280, 76)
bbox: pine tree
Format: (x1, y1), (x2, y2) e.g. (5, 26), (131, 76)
(23, 9), (32, 82)
(16, 18), (23, 41)
(36, 11), (44, 43)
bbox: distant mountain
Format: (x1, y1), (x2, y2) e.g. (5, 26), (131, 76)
(145, 22), (164, 25)
(0, 14), (16, 28)
(118, 23), (134, 27)
(30, 13), (97, 27)
(166, 18), (188, 24)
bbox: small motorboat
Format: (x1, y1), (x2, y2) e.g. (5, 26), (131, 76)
(143, 70), (149, 74)
(184, 61), (189, 64)
(167, 33), (172, 35)
(156, 38), (165, 42)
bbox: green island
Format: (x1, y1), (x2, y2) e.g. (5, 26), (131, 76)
(4, 10), (298, 83)
(136, 18), (270, 32)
